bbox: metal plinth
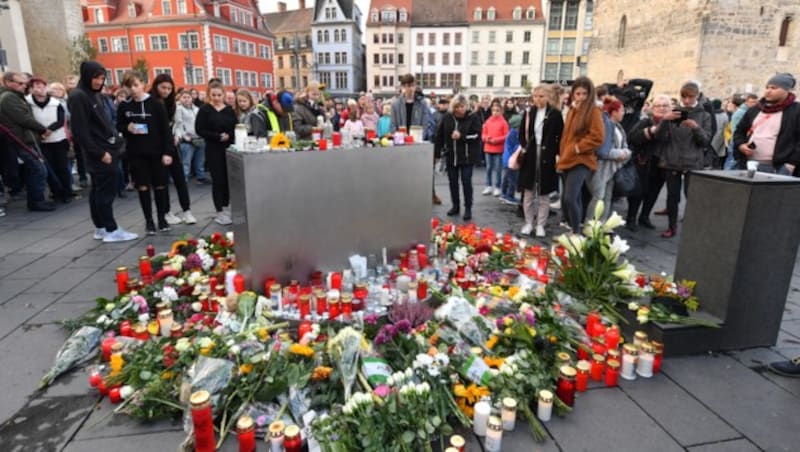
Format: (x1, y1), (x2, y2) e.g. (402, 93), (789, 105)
(227, 145), (433, 291)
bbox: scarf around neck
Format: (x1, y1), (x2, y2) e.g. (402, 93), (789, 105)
(759, 92), (796, 113)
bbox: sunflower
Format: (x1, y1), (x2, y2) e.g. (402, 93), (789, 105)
(170, 240), (188, 256)
(312, 366), (333, 381)
(289, 343), (314, 358)
(270, 132), (291, 149)
(485, 335), (498, 350)
(483, 356), (505, 369)
(239, 363), (254, 375)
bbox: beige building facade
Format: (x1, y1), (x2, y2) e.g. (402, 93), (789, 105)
(264, 2), (314, 92)
(19, 0), (85, 80)
(588, 0), (800, 99)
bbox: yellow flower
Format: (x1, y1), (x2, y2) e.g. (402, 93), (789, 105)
(147, 321), (160, 336)
(170, 240), (188, 256)
(312, 366), (333, 381)
(453, 384), (468, 398)
(161, 371), (174, 380)
(507, 286), (520, 299)
(200, 345), (214, 356)
(503, 317), (513, 326)
(257, 327), (269, 342)
(483, 356), (505, 369)
(490, 286), (504, 297)
(270, 132), (291, 149)
(289, 343), (314, 358)
(504, 327), (512, 335)
(527, 327), (537, 337)
(239, 363), (254, 375)
(485, 335), (498, 350)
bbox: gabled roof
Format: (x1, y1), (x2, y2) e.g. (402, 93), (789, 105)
(315, 0), (355, 20)
(466, 0), (544, 22)
(263, 7), (313, 34)
(366, 0), (412, 25)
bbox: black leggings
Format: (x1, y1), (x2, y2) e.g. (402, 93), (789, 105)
(206, 148), (229, 212)
(665, 170), (689, 230)
(166, 152), (191, 212)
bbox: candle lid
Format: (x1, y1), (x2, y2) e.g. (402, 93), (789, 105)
(284, 424), (300, 438)
(487, 416), (503, 431)
(539, 389), (554, 403)
(111, 342), (123, 352)
(133, 323), (146, 333)
(607, 359), (621, 369)
(190, 390), (210, 406)
(576, 360), (591, 372)
(341, 293), (352, 304)
(623, 344), (639, 355)
(290, 279), (299, 286)
(607, 349), (621, 359)
(634, 331), (648, 341)
(157, 309), (173, 319)
(314, 288), (325, 297)
(299, 294), (310, 302)
(236, 415), (254, 431)
(556, 351), (571, 363)
(270, 283), (281, 291)
(445, 448), (460, 452)
(592, 353), (606, 363)
(139, 255), (150, 261)
(170, 323), (182, 333)
(449, 435), (465, 447)
(559, 365), (577, 378)
(640, 342), (656, 353)
(116, 266), (128, 272)
(502, 397), (517, 410)
(651, 340), (664, 352)
(268, 420), (285, 437)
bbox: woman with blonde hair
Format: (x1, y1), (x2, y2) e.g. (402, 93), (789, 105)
(292, 80), (325, 139)
(234, 89), (267, 137)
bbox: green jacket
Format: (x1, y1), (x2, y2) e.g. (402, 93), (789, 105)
(0, 86), (46, 146)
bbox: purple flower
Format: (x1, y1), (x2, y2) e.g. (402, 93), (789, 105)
(184, 253), (202, 270)
(525, 310), (536, 326)
(496, 317), (505, 330)
(395, 319), (412, 334)
(677, 286), (691, 298)
(364, 313), (379, 325)
(374, 333), (389, 346)
(373, 384), (391, 398)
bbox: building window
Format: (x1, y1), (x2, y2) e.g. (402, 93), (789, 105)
(470, 74), (477, 87)
(527, 6), (536, 19)
(319, 72), (331, 87)
(277, 56), (283, 69)
(416, 33), (423, 46)
(416, 52), (423, 65)
(585, 0), (594, 30)
(487, 7), (495, 21)
(453, 52), (461, 65)
(522, 51), (530, 65)
(565, 0), (579, 30)
(216, 68), (231, 85)
(150, 35), (169, 51)
(397, 33), (404, 44)
(231, 8), (238, 24)
(549, 0), (563, 30)
(134, 35), (145, 51)
(399, 8), (408, 22)
(506, 31), (513, 43)
(278, 76), (285, 88)
(429, 33), (436, 45)
(179, 32), (199, 49)
(561, 38), (576, 55)
(373, 34), (379, 44)
(443, 33), (450, 45)
(503, 75), (511, 87)
(544, 63), (558, 80)
(523, 31), (532, 43)
(454, 32), (462, 45)
(618, 15), (627, 49)
(428, 52), (435, 65)
(471, 30), (479, 44)
(115, 69), (128, 85)
(442, 53), (449, 65)
(104, 70), (112, 86)
(111, 37), (129, 52)
(323, 30), (329, 42)
(381, 9), (396, 22)
(214, 35), (229, 52)
(398, 53), (404, 64)
(261, 73), (273, 88)
(374, 53), (380, 64)
(521, 74), (528, 88)
(546, 38), (560, 55)
(94, 8), (104, 24)
(513, 7), (522, 20)
(98, 38), (109, 53)
(154, 68), (172, 77)
(473, 8), (482, 21)
(441, 73), (461, 88)
(128, 2), (136, 17)
(185, 67), (203, 85)
(779, 15), (793, 46)
(317, 30), (323, 43)
(162, 0), (171, 15)
(486, 74), (494, 88)
(334, 30), (340, 42)
(335, 71), (348, 90)
(374, 75), (380, 87)
(177, 0), (187, 14)
(504, 51), (512, 64)
(301, 54), (308, 67)
(470, 51), (478, 65)
(488, 31), (496, 43)
(341, 29), (347, 41)
(487, 51), (495, 65)
(582, 38), (591, 55)
(371, 9), (378, 22)
(559, 63), (573, 81)
(259, 44), (271, 59)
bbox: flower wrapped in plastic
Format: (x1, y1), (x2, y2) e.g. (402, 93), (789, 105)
(327, 327), (363, 401)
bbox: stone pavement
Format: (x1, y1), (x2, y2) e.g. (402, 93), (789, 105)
(0, 167), (798, 452)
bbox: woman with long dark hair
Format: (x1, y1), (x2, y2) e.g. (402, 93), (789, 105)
(556, 76), (605, 232)
(149, 73), (196, 224)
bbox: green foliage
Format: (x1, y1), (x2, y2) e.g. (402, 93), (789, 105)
(69, 34), (98, 74)
(133, 58), (149, 83)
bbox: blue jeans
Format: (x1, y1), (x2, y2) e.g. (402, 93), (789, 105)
(485, 153), (502, 188)
(501, 168), (518, 199)
(724, 142), (738, 170)
(179, 141), (206, 180)
(563, 164), (593, 232)
(756, 162), (792, 176)
(12, 143), (47, 206)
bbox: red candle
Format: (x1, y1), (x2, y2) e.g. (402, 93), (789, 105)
(416, 244), (429, 268)
(575, 360), (590, 392)
(191, 391), (216, 452)
(318, 138), (328, 150)
(88, 369), (103, 387)
(456, 264), (465, 279)
(605, 325), (621, 350)
(330, 272), (342, 291)
(652, 341), (664, 374)
(556, 366), (576, 407)
(591, 340), (607, 357)
(341, 294), (353, 319)
(577, 343), (591, 361)
(101, 337), (116, 361)
(133, 323), (149, 341)
(366, 129), (377, 140)
(139, 256), (152, 281)
(315, 290), (327, 315)
(146, 244), (155, 257)
(585, 311), (600, 335)
(108, 386), (122, 403)
(417, 279), (428, 300)
(605, 359), (620, 387)
(283, 425), (303, 452)
(115, 267), (129, 295)
(590, 354), (606, 381)
(236, 415), (256, 452)
(119, 320), (132, 337)
(400, 252), (409, 270)
(591, 322), (607, 339)
(234, 273), (246, 293)
(209, 276), (218, 294)
(298, 294), (311, 319)
(329, 296), (340, 319)
(431, 217), (440, 230)
(332, 131), (342, 147)
(298, 320), (313, 342)
(97, 380), (108, 396)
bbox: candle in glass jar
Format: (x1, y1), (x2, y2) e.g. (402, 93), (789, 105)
(119, 320), (132, 337)
(633, 330), (648, 346)
(341, 293), (353, 319)
(607, 348), (621, 363)
(473, 398), (491, 436)
(315, 289), (327, 315)
(577, 343), (591, 361)
(115, 267), (129, 295)
(652, 341), (664, 374)
(328, 290), (341, 319)
(236, 415), (256, 452)
(234, 273), (246, 294)
(270, 283), (282, 311)
(621, 344), (638, 380)
(605, 359), (620, 387)
(484, 416), (503, 452)
(298, 294), (311, 319)
(416, 279), (428, 300)
(586, 311), (601, 335)
(591, 322), (607, 339)
(556, 351), (572, 367)
(146, 244), (155, 257)
(191, 390), (216, 452)
(590, 353), (606, 381)
(139, 256), (152, 282)
(157, 309), (173, 337)
(396, 274), (411, 293)
(268, 420), (285, 452)
(133, 323), (149, 341)
(537, 389), (553, 422)
(449, 434), (465, 452)
(591, 339), (607, 358)
(170, 323), (183, 338)
(283, 424), (302, 452)
(225, 270), (237, 295)
(407, 282), (418, 303)
(636, 342), (655, 378)
(501, 397), (517, 431)
(417, 244), (428, 268)
(298, 320), (312, 342)
(101, 337), (116, 361)
(330, 272), (342, 291)
(605, 325), (621, 350)
(556, 365), (577, 407)
(575, 360), (590, 392)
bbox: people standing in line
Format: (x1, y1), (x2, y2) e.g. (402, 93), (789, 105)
(234, 89), (267, 138)
(434, 93), (482, 221)
(149, 74), (196, 225)
(68, 62), (137, 242)
(481, 99), (509, 197)
(117, 71), (175, 235)
(195, 80), (237, 225)
(587, 98), (631, 221)
(556, 76), (605, 233)
(724, 93), (758, 170)
(518, 85), (564, 237)
(500, 113), (521, 206)
(174, 89), (207, 184)
(27, 76), (72, 204)
(0, 71), (55, 212)
(733, 73), (800, 177)
(292, 81), (325, 140)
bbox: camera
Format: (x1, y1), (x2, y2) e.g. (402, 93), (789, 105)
(672, 108), (690, 123)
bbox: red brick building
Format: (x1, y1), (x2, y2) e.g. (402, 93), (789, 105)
(81, 0), (275, 92)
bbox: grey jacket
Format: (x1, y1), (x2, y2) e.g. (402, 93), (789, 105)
(173, 103), (199, 139)
(390, 95), (433, 139)
(654, 104), (712, 171)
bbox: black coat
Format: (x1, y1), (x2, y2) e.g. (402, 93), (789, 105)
(733, 101), (800, 173)
(517, 106), (563, 195)
(434, 111), (482, 167)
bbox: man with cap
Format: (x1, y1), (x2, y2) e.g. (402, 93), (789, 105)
(733, 72), (800, 176)
(258, 90), (294, 133)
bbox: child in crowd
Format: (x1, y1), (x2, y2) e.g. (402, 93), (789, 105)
(342, 109), (365, 139)
(360, 101), (380, 132)
(501, 114), (521, 205)
(376, 103), (392, 138)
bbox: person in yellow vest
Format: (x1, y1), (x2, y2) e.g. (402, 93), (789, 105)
(258, 90), (294, 134)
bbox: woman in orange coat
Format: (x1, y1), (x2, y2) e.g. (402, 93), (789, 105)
(556, 77), (605, 232)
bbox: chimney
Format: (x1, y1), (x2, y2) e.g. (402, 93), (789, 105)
(299, 0), (306, 9)
(278, 2), (287, 12)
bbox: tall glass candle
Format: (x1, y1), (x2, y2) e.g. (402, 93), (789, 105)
(315, 289), (327, 315)
(621, 344), (638, 380)
(115, 267), (129, 295)
(237, 415), (256, 452)
(590, 353), (606, 381)
(575, 360), (590, 392)
(484, 416), (503, 452)
(577, 343), (591, 361)
(605, 325), (621, 350)
(330, 272), (342, 291)
(636, 342), (655, 378)
(592, 322), (607, 339)
(556, 366), (577, 407)
(473, 398), (491, 436)
(298, 320), (312, 342)
(633, 330), (648, 346)
(652, 341), (664, 374)
(234, 273), (246, 293)
(586, 311), (601, 336)
(537, 390), (553, 422)
(605, 359), (620, 387)
(190, 390), (216, 452)
(417, 279), (428, 300)
(341, 293), (353, 319)
(146, 244), (155, 257)
(283, 424), (302, 452)
(267, 420), (285, 452)
(328, 290), (340, 319)
(157, 309), (173, 337)
(270, 284), (282, 311)
(298, 294), (311, 319)
(501, 397), (517, 431)
(139, 256), (152, 282)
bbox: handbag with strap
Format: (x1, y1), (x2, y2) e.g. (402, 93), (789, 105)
(613, 159), (641, 197)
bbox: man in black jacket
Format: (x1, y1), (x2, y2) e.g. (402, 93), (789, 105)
(68, 61), (138, 242)
(733, 73), (800, 176)
(0, 71), (54, 211)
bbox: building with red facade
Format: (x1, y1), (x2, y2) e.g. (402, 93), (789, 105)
(81, 0), (275, 92)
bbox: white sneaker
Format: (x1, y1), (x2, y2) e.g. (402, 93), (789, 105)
(482, 187), (493, 195)
(102, 228), (138, 243)
(214, 212), (232, 225)
(164, 212), (182, 225)
(93, 228), (107, 240)
(520, 224), (533, 235)
(182, 210), (197, 224)
(550, 199), (562, 210)
(535, 225), (546, 238)
(493, 188), (501, 197)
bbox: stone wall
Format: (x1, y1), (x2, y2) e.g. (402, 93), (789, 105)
(588, 0), (800, 99)
(19, 0), (85, 81)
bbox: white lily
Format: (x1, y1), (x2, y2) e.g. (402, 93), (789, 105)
(603, 211), (626, 231)
(608, 235), (630, 259)
(613, 261), (637, 282)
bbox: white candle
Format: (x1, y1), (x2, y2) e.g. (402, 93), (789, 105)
(396, 275), (411, 293)
(537, 390), (553, 422)
(484, 416), (503, 452)
(382, 247), (388, 266)
(473, 399), (491, 436)
(636, 343), (655, 378)
(621, 353), (637, 380)
(380, 287), (390, 305)
(501, 397), (517, 431)
(225, 270), (237, 296)
(158, 310), (173, 337)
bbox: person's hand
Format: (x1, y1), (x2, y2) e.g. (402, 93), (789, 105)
(220, 132), (230, 142)
(451, 130), (461, 140)
(101, 152), (112, 164)
(128, 123), (139, 134)
(41, 129), (52, 139)
(786, 163), (796, 174)
(738, 144), (754, 157)
(162, 155), (173, 166)
(174, 136), (180, 146)
(574, 144), (581, 155)
(681, 119), (699, 129)
(661, 110), (681, 122)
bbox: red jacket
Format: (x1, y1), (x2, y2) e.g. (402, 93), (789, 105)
(481, 114), (509, 154)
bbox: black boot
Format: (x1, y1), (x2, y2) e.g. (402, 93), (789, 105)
(154, 188), (171, 232)
(463, 208), (472, 221)
(446, 207), (460, 216)
(638, 215), (655, 229)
